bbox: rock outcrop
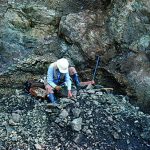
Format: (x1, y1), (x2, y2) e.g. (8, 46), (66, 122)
(105, 0), (150, 110)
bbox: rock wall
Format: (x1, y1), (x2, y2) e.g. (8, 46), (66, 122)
(105, 0), (150, 110)
(0, 0), (107, 89)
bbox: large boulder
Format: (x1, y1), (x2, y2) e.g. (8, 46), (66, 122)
(59, 9), (109, 60)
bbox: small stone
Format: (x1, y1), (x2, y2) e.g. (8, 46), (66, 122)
(89, 118), (93, 122)
(60, 137), (65, 142)
(60, 98), (74, 104)
(12, 135), (18, 142)
(35, 139), (39, 143)
(2, 121), (7, 126)
(113, 125), (121, 133)
(86, 101), (91, 105)
(93, 100), (99, 106)
(83, 126), (89, 132)
(86, 129), (92, 134)
(102, 120), (106, 123)
(87, 110), (92, 115)
(59, 109), (68, 119)
(9, 119), (17, 126)
(108, 116), (113, 122)
(15, 89), (22, 95)
(96, 92), (103, 96)
(127, 139), (130, 144)
(91, 95), (98, 99)
(71, 117), (82, 131)
(55, 118), (62, 123)
(75, 102), (80, 107)
(134, 120), (139, 123)
(113, 132), (120, 139)
(95, 109), (99, 113)
(12, 113), (20, 123)
(86, 84), (94, 90)
(86, 120), (90, 124)
(34, 143), (42, 150)
(73, 134), (82, 143)
(87, 89), (95, 94)
(72, 108), (81, 118)
(45, 109), (52, 113)
(47, 103), (58, 108)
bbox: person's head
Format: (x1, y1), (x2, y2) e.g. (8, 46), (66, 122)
(56, 58), (69, 73)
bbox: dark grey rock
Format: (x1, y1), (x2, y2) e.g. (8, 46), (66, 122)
(72, 108), (81, 118)
(11, 135), (18, 142)
(9, 119), (17, 126)
(112, 131), (120, 140)
(59, 109), (69, 119)
(73, 134), (83, 144)
(12, 113), (20, 123)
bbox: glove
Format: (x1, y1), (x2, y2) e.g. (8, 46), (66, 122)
(55, 86), (62, 91)
(68, 90), (72, 98)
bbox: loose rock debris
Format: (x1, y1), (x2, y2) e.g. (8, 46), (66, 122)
(0, 88), (150, 149)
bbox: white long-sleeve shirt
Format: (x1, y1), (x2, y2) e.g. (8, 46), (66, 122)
(47, 63), (72, 90)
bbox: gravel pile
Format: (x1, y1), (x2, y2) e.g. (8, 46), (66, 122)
(0, 87), (150, 149)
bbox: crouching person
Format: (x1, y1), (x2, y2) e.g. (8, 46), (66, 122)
(45, 58), (80, 104)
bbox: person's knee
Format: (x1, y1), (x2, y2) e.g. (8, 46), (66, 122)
(69, 67), (77, 75)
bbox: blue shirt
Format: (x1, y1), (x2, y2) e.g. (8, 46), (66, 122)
(47, 63), (72, 90)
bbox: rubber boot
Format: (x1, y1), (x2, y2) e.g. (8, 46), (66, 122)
(72, 73), (80, 88)
(47, 93), (57, 104)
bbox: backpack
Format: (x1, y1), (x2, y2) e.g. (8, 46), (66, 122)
(24, 80), (47, 99)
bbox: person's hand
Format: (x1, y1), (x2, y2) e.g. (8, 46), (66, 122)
(68, 90), (72, 98)
(91, 80), (95, 85)
(55, 86), (62, 91)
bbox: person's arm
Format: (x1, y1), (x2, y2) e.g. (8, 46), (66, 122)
(65, 72), (73, 98)
(65, 72), (72, 90)
(47, 66), (57, 88)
